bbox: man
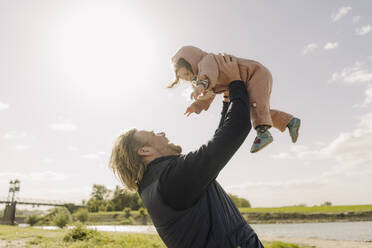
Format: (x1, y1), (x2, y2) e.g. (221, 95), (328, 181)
(109, 54), (264, 247)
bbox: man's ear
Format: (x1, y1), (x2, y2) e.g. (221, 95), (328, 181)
(137, 146), (155, 156)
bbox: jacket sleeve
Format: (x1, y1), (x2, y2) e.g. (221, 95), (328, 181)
(159, 81), (251, 210)
(198, 53), (219, 89)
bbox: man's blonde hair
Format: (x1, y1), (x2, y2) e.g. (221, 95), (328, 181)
(109, 128), (147, 191)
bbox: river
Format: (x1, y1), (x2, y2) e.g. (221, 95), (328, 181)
(38, 221), (372, 242)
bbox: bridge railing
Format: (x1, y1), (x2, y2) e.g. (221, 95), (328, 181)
(0, 196), (81, 206)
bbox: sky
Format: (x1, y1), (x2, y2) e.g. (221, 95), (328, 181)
(0, 0), (371, 208)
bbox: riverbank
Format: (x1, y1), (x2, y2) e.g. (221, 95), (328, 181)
(82, 209), (372, 225)
(243, 210), (372, 224)
(84, 205), (372, 225)
(11, 204), (372, 225)
(263, 236), (372, 248)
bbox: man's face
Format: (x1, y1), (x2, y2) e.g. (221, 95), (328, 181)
(135, 130), (182, 156)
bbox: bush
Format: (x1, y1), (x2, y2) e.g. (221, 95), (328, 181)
(26, 215), (40, 226)
(120, 217), (135, 225)
(105, 202), (115, 212)
(74, 208), (89, 223)
(138, 207), (148, 224)
(123, 207), (131, 218)
(228, 194), (251, 208)
(139, 207), (147, 217)
(321, 201), (332, 206)
(240, 198), (251, 208)
(63, 222), (101, 242)
(38, 207), (72, 226)
(27, 236), (44, 246)
(54, 212), (71, 229)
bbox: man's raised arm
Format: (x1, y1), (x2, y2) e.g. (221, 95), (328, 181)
(159, 55), (252, 210)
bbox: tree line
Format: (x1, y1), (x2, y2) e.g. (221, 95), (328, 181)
(84, 184), (144, 212)
(83, 184), (251, 212)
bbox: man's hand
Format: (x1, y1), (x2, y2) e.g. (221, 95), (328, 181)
(215, 54), (241, 85)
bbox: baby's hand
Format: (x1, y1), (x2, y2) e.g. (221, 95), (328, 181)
(197, 90), (215, 101)
(184, 102), (202, 117)
(190, 84), (204, 101)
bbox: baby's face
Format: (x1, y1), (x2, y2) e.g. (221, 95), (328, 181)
(177, 67), (195, 82)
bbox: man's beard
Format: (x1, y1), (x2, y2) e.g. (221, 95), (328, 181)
(167, 142), (182, 155)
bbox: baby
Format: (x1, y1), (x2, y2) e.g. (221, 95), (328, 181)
(169, 46), (301, 153)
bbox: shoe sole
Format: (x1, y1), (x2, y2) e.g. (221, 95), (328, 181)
(250, 137), (273, 153)
(292, 119), (301, 143)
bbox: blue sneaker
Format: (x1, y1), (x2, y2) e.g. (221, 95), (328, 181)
(250, 130), (273, 153)
(287, 117), (301, 143)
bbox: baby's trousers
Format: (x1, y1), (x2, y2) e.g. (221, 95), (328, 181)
(246, 69), (293, 132)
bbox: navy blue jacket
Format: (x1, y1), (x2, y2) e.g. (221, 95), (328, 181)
(138, 81), (264, 248)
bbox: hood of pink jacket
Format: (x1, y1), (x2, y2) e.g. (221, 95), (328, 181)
(171, 46), (208, 75)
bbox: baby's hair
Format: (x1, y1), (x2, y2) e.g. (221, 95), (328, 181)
(168, 58), (194, 88)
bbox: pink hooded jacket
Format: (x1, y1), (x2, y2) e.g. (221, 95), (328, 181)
(171, 46), (293, 131)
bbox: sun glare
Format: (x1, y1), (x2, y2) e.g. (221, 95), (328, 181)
(54, 5), (154, 98)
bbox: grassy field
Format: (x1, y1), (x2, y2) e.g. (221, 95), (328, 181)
(239, 205), (372, 213)
(0, 225), (312, 248)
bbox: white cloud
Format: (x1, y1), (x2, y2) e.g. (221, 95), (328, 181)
(228, 118), (372, 206)
(356, 25), (372, 36)
(353, 16), (361, 24)
(49, 122), (77, 131)
(4, 131), (27, 140)
(19, 186), (91, 204)
(302, 43), (318, 55)
(358, 111), (372, 129)
(98, 151), (108, 156)
(0, 102), (9, 111)
(81, 153), (100, 160)
(330, 61), (372, 84)
(0, 171), (69, 182)
(15, 145), (31, 151)
(29, 171), (69, 181)
(331, 6), (352, 22)
(67, 146), (79, 151)
(325, 130), (372, 165)
(227, 165), (372, 206)
(362, 86), (372, 107)
(290, 145), (308, 153)
(81, 151), (109, 162)
(323, 42), (339, 50)
(271, 152), (293, 159)
(42, 157), (53, 164)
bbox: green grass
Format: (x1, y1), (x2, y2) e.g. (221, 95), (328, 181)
(0, 225), (310, 248)
(0, 225), (61, 240)
(0, 225), (166, 248)
(263, 241), (313, 248)
(89, 210), (140, 216)
(239, 204), (372, 214)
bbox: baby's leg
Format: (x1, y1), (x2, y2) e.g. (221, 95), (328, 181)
(270, 109), (293, 132)
(271, 109), (301, 143)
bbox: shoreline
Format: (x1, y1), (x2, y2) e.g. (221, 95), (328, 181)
(262, 236), (372, 248)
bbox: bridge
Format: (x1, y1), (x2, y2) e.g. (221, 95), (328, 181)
(1, 179), (83, 225)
